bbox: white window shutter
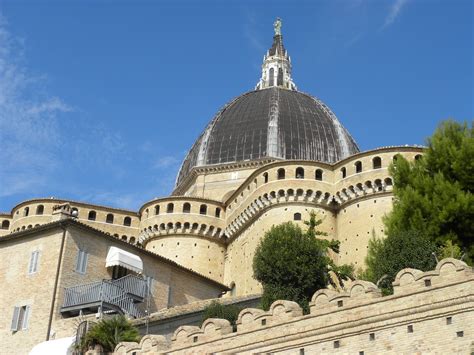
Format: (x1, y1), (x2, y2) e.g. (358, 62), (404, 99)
(22, 306), (30, 330)
(28, 251), (39, 274)
(75, 250), (82, 272)
(28, 252), (34, 274)
(11, 307), (20, 331)
(81, 252), (88, 273)
(76, 250), (88, 274)
(32, 251), (39, 273)
(146, 276), (154, 296)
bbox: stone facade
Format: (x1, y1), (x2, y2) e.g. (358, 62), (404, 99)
(114, 258), (474, 354)
(0, 218), (227, 355)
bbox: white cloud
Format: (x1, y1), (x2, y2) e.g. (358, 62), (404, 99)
(153, 156), (180, 170)
(243, 12), (265, 52)
(0, 14), (72, 197)
(383, 0), (410, 29)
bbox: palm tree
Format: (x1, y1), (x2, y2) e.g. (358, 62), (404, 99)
(79, 315), (140, 353)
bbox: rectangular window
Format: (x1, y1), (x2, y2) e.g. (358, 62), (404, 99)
(75, 250), (88, 274)
(28, 250), (40, 274)
(11, 305), (30, 331)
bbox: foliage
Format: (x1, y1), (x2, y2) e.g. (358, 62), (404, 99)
(385, 120), (474, 262)
(437, 239), (463, 260)
(253, 211), (354, 313)
(201, 300), (242, 330)
(78, 315), (140, 353)
(361, 230), (437, 295)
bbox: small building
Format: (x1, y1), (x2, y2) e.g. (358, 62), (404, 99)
(0, 204), (228, 354)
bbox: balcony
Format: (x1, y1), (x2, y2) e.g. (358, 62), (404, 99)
(61, 275), (148, 318)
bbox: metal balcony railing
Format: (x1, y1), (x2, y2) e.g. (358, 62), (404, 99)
(112, 274), (148, 299)
(61, 275), (147, 318)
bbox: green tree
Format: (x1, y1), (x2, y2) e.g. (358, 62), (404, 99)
(361, 230), (437, 294)
(386, 120), (473, 262)
(253, 211), (353, 313)
(201, 301), (241, 331)
(79, 315), (140, 353)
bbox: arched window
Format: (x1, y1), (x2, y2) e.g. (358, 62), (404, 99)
(215, 208), (221, 218)
(166, 203), (174, 213)
(277, 168), (285, 180)
(393, 155), (399, 163)
(71, 207), (78, 216)
(269, 68), (274, 86)
(183, 203), (191, 213)
(373, 157), (382, 169)
(24, 207), (29, 217)
(1, 220), (9, 229)
(277, 68), (283, 86)
(355, 161), (362, 173)
(374, 179), (383, 191)
(295, 167), (304, 179)
(154, 205), (160, 215)
(315, 169), (323, 181)
(106, 214), (114, 224)
(129, 237), (136, 244)
(88, 211), (96, 221)
(230, 282), (236, 297)
(341, 167), (347, 179)
(36, 205), (44, 215)
(123, 216), (131, 227)
(414, 154), (422, 161)
(200, 204), (207, 215)
(294, 213), (302, 221)
(121, 235), (127, 241)
(263, 172), (269, 183)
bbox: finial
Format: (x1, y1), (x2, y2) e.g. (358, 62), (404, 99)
(274, 17), (282, 36)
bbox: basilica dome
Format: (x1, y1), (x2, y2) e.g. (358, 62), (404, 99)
(176, 21), (359, 187)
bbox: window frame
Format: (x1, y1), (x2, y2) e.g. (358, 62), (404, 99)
(28, 250), (40, 275)
(11, 305), (30, 331)
(75, 249), (88, 274)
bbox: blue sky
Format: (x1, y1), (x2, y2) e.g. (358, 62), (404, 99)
(0, 0), (472, 212)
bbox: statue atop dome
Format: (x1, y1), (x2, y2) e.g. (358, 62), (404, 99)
(274, 17), (282, 36)
(255, 17), (297, 91)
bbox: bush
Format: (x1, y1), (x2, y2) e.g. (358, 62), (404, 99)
(362, 230), (437, 294)
(253, 211), (353, 313)
(201, 300), (241, 331)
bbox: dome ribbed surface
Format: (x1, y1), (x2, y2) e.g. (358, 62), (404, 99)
(176, 88), (359, 186)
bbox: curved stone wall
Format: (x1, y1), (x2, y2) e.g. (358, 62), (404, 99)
(138, 197), (226, 282)
(146, 235), (226, 282)
(3, 199), (140, 244)
(224, 204), (336, 296)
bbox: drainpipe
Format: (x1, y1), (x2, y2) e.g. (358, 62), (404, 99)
(46, 224), (67, 340)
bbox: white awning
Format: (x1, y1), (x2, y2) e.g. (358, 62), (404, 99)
(29, 336), (75, 355)
(106, 246), (143, 273)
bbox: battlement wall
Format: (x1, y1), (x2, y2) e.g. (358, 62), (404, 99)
(114, 258), (474, 354)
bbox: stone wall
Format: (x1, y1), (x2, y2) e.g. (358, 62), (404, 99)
(0, 228), (64, 355)
(115, 258), (474, 354)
